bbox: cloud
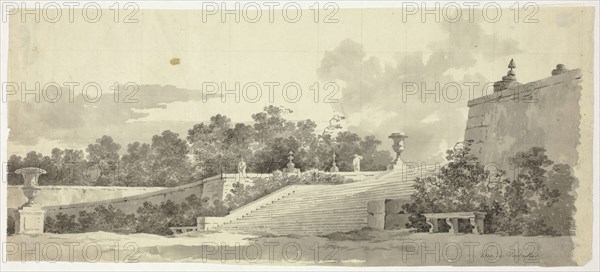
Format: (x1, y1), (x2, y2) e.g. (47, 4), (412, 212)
(420, 111), (441, 124)
(7, 84), (218, 147)
(430, 19), (523, 63)
(317, 20), (522, 162)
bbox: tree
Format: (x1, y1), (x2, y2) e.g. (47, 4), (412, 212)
(497, 147), (576, 236)
(334, 131), (363, 171)
(224, 123), (256, 168)
(405, 143), (578, 236)
(404, 141), (494, 232)
(359, 135), (393, 171)
(16, 151), (54, 185)
(9, 107), (393, 186)
(7, 155), (23, 185)
(86, 135), (121, 186)
(148, 130), (194, 186)
(119, 142), (152, 186)
(188, 115), (236, 177)
(251, 105), (295, 143)
(49, 148), (89, 186)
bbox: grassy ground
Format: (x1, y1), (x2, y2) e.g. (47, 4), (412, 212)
(5, 229), (575, 266)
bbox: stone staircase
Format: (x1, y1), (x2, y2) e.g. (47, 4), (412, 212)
(205, 167), (437, 235)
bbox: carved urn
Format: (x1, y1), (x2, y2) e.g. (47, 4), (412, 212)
(388, 132), (408, 167)
(15, 167), (46, 207)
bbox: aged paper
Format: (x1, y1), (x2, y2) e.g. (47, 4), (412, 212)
(1, 1), (598, 270)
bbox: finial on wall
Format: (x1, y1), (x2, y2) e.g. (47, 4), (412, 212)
(494, 59), (520, 92)
(552, 64), (568, 75)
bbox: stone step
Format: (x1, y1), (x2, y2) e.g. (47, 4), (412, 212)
(211, 170), (433, 234)
(250, 194), (412, 211)
(222, 222), (366, 232)
(222, 220), (367, 230)
(244, 208), (368, 218)
(224, 224), (366, 235)
(230, 215), (368, 224)
(269, 191), (414, 203)
(276, 189), (414, 201)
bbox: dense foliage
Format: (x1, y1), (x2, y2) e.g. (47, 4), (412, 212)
(7, 106), (392, 187)
(39, 172), (354, 235)
(404, 141), (577, 236)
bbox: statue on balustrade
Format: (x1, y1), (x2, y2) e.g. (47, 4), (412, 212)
(237, 158), (247, 178)
(353, 154), (363, 172)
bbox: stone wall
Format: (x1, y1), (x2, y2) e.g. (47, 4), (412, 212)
(42, 176), (219, 217)
(7, 185), (166, 210)
(9, 171), (383, 219)
(464, 68), (582, 169)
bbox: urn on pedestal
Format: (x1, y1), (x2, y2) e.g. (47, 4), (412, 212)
(283, 151), (300, 174)
(388, 132), (408, 169)
(14, 167), (47, 234)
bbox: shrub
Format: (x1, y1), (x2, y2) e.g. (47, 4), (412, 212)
(44, 193), (228, 236)
(403, 140), (496, 232)
(493, 149), (577, 236)
(405, 142), (577, 236)
(134, 194), (227, 235)
(7, 215), (15, 235)
(45, 213), (80, 234)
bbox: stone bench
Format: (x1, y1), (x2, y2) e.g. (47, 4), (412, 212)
(169, 226), (198, 234)
(423, 212), (486, 234)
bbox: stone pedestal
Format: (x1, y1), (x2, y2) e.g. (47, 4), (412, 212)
(283, 151), (300, 175)
(16, 207), (45, 234)
(388, 132), (408, 170)
(426, 218), (439, 233)
(196, 217), (206, 230)
(446, 218), (459, 234)
(14, 167), (47, 235)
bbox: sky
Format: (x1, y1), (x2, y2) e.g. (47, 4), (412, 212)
(6, 6), (594, 163)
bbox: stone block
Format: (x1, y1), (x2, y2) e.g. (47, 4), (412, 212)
(196, 217), (206, 230)
(384, 214), (411, 230)
(367, 200), (385, 214)
(384, 199), (406, 214)
(16, 207), (45, 234)
(367, 213), (385, 230)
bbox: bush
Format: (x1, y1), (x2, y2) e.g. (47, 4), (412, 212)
(405, 142), (577, 236)
(135, 194), (228, 235)
(493, 149), (577, 236)
(45, 213), (80, 234)
(74, 205), (136, 233)
(7, 215), (15, 235)
(44, 193), (228, 236)
(225, 171), (350, 210)
(403, 140), (495, 231)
